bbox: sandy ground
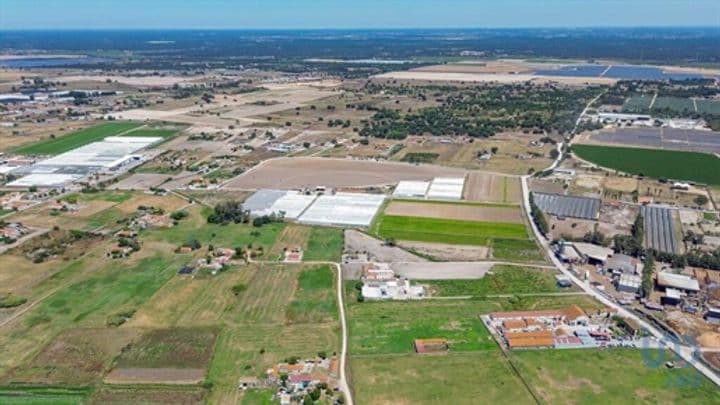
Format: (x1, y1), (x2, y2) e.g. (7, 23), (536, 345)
(398, 241), (489, 261)
(389, 261), (494, 279)
(385, 201), (523, 223)
(222, 157), (468, 189)
(104, 368), (205, 384)
(373, 71), (618, 85)
(698, 332), (720, 348)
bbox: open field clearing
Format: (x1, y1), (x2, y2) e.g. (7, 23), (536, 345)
(397, 241), (490, 261)
(374, 214), (529, 246)
(0, 120), (91, 152)
(0, 252), (185, 376)
(512, 349), (720, 404)
(464, 172), (522, 203)
(12, 122), (141, 155)
(286, 265), (337, 323)
(573, 144), (720, 186)
(203, 264), (339, 404)
(373, 70), (617, 85)
(303, 227), (344, 262)
(106, 327), (217, 384)
(89, 386), (207, 404)
(222, 157), (467, 189)
(385, 200), (523, 223)
(420, 265), (569, 295)
(343, 229), (426, 265)
(350, 352), (535, 405)
(142, 205), (284, 256)
(346, 295), (604, 356)
(9, 327), (139, 385)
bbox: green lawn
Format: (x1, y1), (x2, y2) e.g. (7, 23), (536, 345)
(286, 265), (337, 323)
(303, 227), (344, 262)
(375, 215), (529, 246)
(573, 144), (720, 186)
(14, 122), (140, 155)
(513, 349), (720, 404)
(422, 265), (563, 297)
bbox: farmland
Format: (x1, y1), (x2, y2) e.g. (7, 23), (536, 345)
(512, 349), (720, 404)
(572, 144), (720, 186)
(13, 122), (140, 155)
(422, 265), (567, 297)
(384, 200), (523, 223)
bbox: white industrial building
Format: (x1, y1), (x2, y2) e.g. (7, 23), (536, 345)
(8, 136), (162, 188)
(298, 192), (385, 227)
(426, 177), (465, 200)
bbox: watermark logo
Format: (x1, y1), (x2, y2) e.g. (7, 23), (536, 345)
(639, 331), (704, 389)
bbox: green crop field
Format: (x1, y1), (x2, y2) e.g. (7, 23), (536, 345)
(421, 265), (566, 297)
(573, 144), (720, 186)
(374, 215), (529, 246)
(13, 122), (141, 155)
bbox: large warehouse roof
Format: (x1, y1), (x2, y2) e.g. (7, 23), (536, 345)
(657, 272), (700, 292)
(533, 192), (600, 220)
(641, 205), (679, 254)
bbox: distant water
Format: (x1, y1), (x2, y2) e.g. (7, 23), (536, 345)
(0, 57), (110, 68)
(535, 64), (705, 81)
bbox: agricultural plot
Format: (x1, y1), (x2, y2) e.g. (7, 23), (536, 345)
(286, 265), (337, 323)
(106, 327), (218, 384)
(464, 172), (522, 204)
(696, 99), (720, 115)
(512, 349), (720, 404)
(422, 265), (567, 297)
(0, 252), (186, 377)
(384, 200), (523, 223)
(653, 96), (696, 113)
(622, 95), (654, 112)
(572, 144), (720, 186)
(641, 205), (680, 254)
(303, 227), (343, 262)
(13, 122), (141, 155)
(374, 214), (529, 246)
(351, 352), (535, 405)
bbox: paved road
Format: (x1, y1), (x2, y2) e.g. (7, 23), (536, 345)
(522, 143), (720, 386)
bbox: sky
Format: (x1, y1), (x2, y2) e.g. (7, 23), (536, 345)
(1, 0), (719, 30)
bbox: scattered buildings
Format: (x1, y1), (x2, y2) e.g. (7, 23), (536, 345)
(360, 263), (425, 300)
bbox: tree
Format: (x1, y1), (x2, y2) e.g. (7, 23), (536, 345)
(641, 254), (655, 298)
(529, 193), (549, 236)
(694, 195), (709, 207)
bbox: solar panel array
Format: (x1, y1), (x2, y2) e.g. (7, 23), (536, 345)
(641, 206), (679, 254)
(533, 193), (600, 220)
(534, 64), (704, 81)
(589, 128), (720, 154)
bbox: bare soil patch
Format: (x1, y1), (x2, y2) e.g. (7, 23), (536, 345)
(464, 172), (521, 203)
(223, 157), (467, 189)
(398, 241), (489, 261)
(90, 386), (206, 405)
(386, 201), (522, 224)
